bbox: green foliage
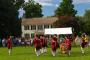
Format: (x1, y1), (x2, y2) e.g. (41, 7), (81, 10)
(55, 0), (77, 17)
(83, 10), (90, 34)
(76, 10), (90, 35)
(0, 0), (24, 37)
(84, 10), (90, 21)
(24, 0), (43, 18)
(76, 16), (85, 33)
(54, 0), (79, 33)
(14, 0), (25, 10)
(53, 16), (80, 33)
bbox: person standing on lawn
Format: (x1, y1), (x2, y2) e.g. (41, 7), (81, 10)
(40, 35), (47, 53)
(64, 35), (72, 56)
(51, 35), (58, 56)
(7, 36), (12, 55)
(40, 35), (44, 53)
(43, 35), (48, 53)
(34, 34), (41, 56)
(81, 33), (89, 54)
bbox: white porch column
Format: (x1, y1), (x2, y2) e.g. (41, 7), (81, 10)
(29, 25), (31, 38)
(36, 25), (38, 31)
(21, 25), (24, 37)
(29, 25), (31, 30)
(43, 25), (44, 30)
(49, 25), (51, 28)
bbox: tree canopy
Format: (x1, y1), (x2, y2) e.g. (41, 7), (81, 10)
(54, 0), (79, 33)
(24, 0), (43, 18)
(55, 0), (77, 17)
(0, 0), (24, 38)
(83, 10), (90, 34)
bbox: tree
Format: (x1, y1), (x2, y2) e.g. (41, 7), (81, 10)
(83, 10), (90, 35)
(14, 0), (25, 10)
(14, 0), (25, 37)
(84, 10), (90, 21)
(54, 0), (79, 33)
(76, 10), (90, 35)
(24, 0), (43, 18)
(55, 0), (77, 17)
(0, 0), (24, 38)
(75, 16), (85, 35)
(53, 16), (80, 33)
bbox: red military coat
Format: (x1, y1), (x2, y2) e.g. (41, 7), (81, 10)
(64, 38), (71, 50)
(44, 38), (47, 47)
(7, 38), (12, 49)
(40, 38), (43, 47)
(53, 37), (59, 48)
(40, 38), (47, 47)
(34, 37), (41, 49)
(51, 38), (57, 51)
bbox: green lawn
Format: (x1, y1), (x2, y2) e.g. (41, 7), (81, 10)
(0, 46), (90, 60)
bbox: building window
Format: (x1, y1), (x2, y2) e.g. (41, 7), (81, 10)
(51, 25), (53, 28)
(24, 34), (30, 38)
(44, 25), (49, 28)
(31, 33), (34, 38)
(24, 25), (29, 30)
(38, 25), (43, 30)
(31, 25), (36, 30)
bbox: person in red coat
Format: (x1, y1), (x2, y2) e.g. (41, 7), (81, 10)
(7, 36), (12, 55)
(64, 36), (72, 55)
(40, 35), (48, 53)
(33, 34), (41, 56)
(44, 36), (48, 53)
(51, 35), (58, 56)
(40, 35), (44, 53)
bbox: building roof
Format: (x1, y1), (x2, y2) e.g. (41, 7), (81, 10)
(22, 17), (58, 25)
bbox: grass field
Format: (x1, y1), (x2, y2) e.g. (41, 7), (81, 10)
(0, 46), (90, 60)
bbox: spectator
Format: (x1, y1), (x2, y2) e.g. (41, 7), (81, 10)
(0, 38), (2, 46)
(2, 38), (6, 47)
(31, 38), (33, 46)
(18, 38), (21, 46)
(12, 37), (17, 46)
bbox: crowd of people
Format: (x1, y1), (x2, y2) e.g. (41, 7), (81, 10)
(0, 37), (34, 47)
(0, 33), (90, 56)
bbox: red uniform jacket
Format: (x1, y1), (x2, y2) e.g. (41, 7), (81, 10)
(7, 38), (12, 49)
(34, 37), (41, 48)
(65, 38), (71, 47)
(51, 39), (57, 51)
(40, 38), (47, 47)
(40, 38), (43, 47)
(53, 37), (59, 48)
(44, 39), (47, 46)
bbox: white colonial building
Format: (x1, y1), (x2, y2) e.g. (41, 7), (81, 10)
(21, 17), (57, 38)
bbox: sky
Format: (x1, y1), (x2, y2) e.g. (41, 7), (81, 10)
(24, 0), (90, 16)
